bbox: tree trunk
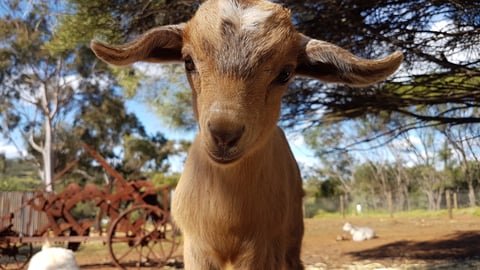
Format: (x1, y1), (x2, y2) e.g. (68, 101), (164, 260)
(468, 180), (476, 207)
(387, 191), (393, 218)
(43, 115), (54, 192)
(426, 191), (435, 211)
(446, 190), (452, 219)
(435, 188), (444, 211)
(404, 185), (411, 211)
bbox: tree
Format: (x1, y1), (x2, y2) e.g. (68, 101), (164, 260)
(304, 122), (358, 197)
(133, 64), (196, 130)
(0, 1), (177, 192)
(0, 157), (42, 191)
(281, 0), (479, 129)
(0, 153), (5, 174)
(353, 163), (384, 210)
(0, 1), (96, 191)
(42, 0), (480, 137)
(400, 127), (452, 211)
(68, 88), (175, 187)
(441, 124), (480, 207)
(57, 0), (479, 147)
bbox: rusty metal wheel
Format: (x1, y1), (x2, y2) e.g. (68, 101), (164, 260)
(107, 204), (180, 269)
(0, 240), (33, 270)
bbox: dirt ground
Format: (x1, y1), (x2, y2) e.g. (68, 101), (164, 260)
(301, 214), (480, 268)
(7, 213), (480, 269)
(81, 213), (480, 269)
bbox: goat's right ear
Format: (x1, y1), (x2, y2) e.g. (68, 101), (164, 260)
(91, 24), (185, 66)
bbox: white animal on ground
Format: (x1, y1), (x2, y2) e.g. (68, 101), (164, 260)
(28, 242), (80, 270)
(356, 204), (362, 214)
(91, 0), (402, 268)
(343, 222), (376, 242)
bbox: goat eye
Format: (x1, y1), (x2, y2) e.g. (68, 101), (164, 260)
(275, 66), (293, 84)
(185, 56), (196, 72)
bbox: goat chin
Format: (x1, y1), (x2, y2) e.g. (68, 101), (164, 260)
(28, 244), (80, 270)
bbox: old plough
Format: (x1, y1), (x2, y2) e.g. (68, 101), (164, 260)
(0, 143), (180, 269)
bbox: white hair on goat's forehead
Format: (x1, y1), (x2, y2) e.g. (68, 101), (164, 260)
(185, 0), (296, 79)
(218, 0), (274, 31)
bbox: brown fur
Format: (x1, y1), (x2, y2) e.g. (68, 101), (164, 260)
(90, 0), (402, 269)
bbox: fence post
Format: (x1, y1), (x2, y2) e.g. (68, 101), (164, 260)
(453, 192), (458, 209)
(340, 195), (345, 219)
(446, 189), (452, 219)
(388, 191), (393, 218)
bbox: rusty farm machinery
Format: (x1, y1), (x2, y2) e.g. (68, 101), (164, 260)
(0, 143), (180, 269)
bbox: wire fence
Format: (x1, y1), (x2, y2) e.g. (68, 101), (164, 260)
(304, 189), (479, 218)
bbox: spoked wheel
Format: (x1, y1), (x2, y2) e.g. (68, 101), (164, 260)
(0, 240), (33, 270)
(107, 204), (180, 269)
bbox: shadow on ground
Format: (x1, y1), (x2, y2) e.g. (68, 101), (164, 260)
(348, 230), (480, 261)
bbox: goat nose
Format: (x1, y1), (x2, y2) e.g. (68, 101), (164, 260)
(208, 122), (245, 148)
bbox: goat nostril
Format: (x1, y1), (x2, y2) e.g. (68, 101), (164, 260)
(208, 122), (245, 148)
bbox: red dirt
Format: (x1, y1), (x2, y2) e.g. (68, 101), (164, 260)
(301, 214), (480, 268)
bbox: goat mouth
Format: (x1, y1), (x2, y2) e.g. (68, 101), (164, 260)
(207, 150), (242, 164)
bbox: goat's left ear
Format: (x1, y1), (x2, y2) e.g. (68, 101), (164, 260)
(91, 24), (185, 66)
(296, 34), (403, 86)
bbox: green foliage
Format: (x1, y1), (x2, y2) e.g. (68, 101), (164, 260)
(151, 172), (180, 188)
(45, 1), (122, 54)
(317, 178), (343, 198)
(303, 175), (344, 217)
(0, 154), (5, 174)
(303, 201), (320, 218)
(0, 176), (43, 191)
(309, 207), (480, 219)
(281, 0), (479, 130)
(389, 74), (480, 100)
(69, 200), (97, 220)
(110, 67), (144, 99)
(74, 89), (147, 148)
(0, 158), (42, 191)
(136, 64), (196, 130)
(122, 133), (174, 177)
(50, 0), (197, 131)
(303, 177), (321, 218)
(473, 208), (480, 217)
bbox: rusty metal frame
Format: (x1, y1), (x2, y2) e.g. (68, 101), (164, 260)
(0, 142), (178, 269)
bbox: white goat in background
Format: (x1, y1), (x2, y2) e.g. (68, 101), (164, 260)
(28, 242), (80, 270)
(91, 0), (402, 268)
(343, 222), (376, 242)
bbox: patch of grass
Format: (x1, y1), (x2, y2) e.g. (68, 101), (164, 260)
(311, 210), (344, 219)
(473, 208), (480, 217)
(310, 207), (480, 219)
(76, 242), (110, 256)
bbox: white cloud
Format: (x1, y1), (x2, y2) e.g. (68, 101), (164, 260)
(429, 20), (478, 65)
(287, 132), (318, 170)
(133, 62), (181, 78)
(0, 142), (25, 159)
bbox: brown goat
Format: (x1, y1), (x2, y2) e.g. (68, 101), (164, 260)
(91, 0), (403, 269)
